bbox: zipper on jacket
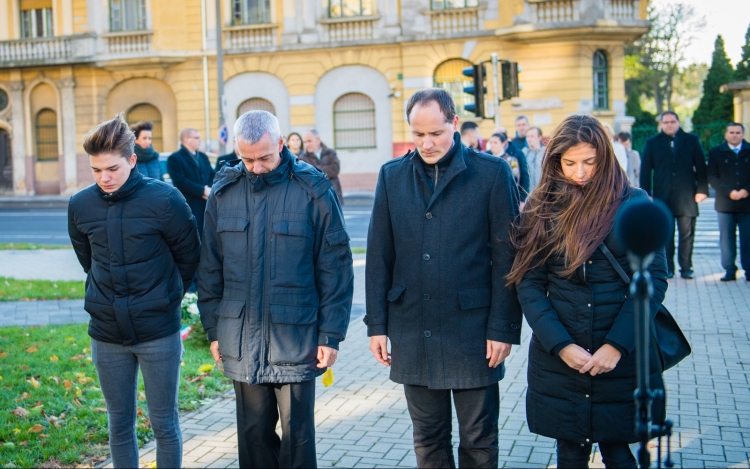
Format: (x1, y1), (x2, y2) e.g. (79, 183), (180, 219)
(434, 164), (439, 191)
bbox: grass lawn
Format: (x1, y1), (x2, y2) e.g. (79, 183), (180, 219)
(0, 243), (72, 250)
(0, 321), (231, 467)
(0, 278), (85, 302)
(351, 247), (366, 254)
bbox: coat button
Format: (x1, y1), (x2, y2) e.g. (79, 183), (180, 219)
(510, 323), (520, 330)
(585, 394), (589, 398)
(587, 304), (591, 307)
(423, 294), (430, 300)
(424, 330), (431, 338)
(586, 439), (590, 443)
(425, 212), (433, 219)
(423, 253), (431, 261)
(588, 261), (592, 264)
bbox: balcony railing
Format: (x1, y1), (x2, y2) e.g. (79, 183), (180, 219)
(225, 23), (278, 49)
(319, 15), (379, 42)
(101, 30), (153, 55)
(529, 0), (580, 24)
(605, 0), (639, 21)
(0, 34), (96, 67)
(426, 8), (481, 34)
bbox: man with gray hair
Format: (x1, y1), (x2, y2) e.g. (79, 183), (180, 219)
(513, 115), (530, 149)
(301, 129), (343, 203)
(198, 110), (354, 468)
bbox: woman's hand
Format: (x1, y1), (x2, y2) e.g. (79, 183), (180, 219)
(558, 344), (592, 371)
(580, 344), (622, 376)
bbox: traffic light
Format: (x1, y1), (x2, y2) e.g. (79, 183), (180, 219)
(462, 64), (487, 118)
(501, 62), (520, 100)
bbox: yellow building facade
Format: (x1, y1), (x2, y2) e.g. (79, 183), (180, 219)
(0, 0), (648, 195)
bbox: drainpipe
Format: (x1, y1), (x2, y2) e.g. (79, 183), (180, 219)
(216, 0), (225, 155)
(201, 0), (212, 152)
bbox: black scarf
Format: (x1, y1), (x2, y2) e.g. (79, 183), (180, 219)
(134, 144), (160, 163)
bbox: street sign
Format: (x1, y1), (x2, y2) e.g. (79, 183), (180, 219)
(218, 124), (228, 146)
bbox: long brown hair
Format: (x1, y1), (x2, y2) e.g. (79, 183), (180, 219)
(506, 115), (629, 284)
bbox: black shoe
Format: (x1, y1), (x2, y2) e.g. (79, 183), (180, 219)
(681, 270), (694, 279)
(721, 272), (737, 282)
(667, 270), (675, 279)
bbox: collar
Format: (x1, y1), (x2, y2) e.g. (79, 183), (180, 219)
(244, 147), (292, 192)
(728, 142), (743, 151)
(97, 167), (144, 202)
(418, 132), (460, 169)
(181, 144), (197, 157)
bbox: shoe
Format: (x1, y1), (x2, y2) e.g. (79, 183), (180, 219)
(721, 272), (737, 282)
(681, 270), (694, 279)
(667, 270), (675, 279)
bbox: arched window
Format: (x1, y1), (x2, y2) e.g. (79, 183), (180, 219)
(434, 58), (474, 118)
(35, 109), (58, 161)
(333, 93), (376, 149)
(237, 98), (276, 118)
(593, 50), (609, 110)
(127, 103), (163, 151)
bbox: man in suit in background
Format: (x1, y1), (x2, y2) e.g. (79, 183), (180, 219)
(167, 128), (215, 239)
(640, 111), (708, 279)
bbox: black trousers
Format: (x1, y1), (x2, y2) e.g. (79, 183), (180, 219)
(403, 384), (499, 468)
(718, 211), (750, 275)
(557, 439), (636, 469)
(666, 215), (695, 273)
(233, 379), (316, 469)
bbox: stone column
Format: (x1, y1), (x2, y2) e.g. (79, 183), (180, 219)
(8, 80), (28, 196)
(58, 75), (78, 194)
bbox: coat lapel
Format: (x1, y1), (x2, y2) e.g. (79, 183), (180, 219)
(426, 146), (468, 212)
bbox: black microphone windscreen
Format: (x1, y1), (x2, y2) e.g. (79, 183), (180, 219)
(614, 198), (672, 257)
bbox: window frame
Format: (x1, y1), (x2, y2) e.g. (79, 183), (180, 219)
(328, 0), (374, 18)
(20, 8), (54, 38)
(35, 108), (59, 162)
(593, 50), (609, 111)
(430, 0), (479, 10)
(232, 0), (273, 25)
(109, 0), (148, 32)
(333, 92), (377, 150)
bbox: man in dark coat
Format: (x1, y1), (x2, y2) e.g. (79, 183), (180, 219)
(214, 149), (239, 172)
(708, 122), (750, 281)
(198, 110), (353, 469)
(167, 128), (215, 238)
(301, 129), (343, 203)
(365, 88), (522, 468)
(640, 111), (708, 279)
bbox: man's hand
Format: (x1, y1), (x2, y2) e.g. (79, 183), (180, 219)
(695, 193), (708, 203)
(739, 189), (749, 199)
(369, 335), (391, 366)
(486, 341), (512, 368)
(558, 344), (592, 371)
(730, 190), (742, 201)
(317, 346), (338, 368)
(580, 344), (622, 376)
(203, 185), (211, 200)
(210, 341), (222, 364)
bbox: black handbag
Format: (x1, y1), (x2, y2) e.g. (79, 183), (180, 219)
(598, 244), (691, 371)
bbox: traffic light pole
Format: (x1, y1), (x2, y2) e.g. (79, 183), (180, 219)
(491, 53), (501, 128)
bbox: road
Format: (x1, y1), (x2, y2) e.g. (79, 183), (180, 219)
(0, 203), (373, 248)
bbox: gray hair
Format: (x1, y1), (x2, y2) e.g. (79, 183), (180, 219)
(234, 110), (281, 145)
(515, 115), (529, 124)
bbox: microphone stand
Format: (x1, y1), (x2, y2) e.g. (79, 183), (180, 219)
(629, 253), (673, 469)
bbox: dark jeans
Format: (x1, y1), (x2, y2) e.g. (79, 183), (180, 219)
(403, 384), (499, 468)
(718, 211), (750, 275)
(666, 215), (695, 273)
(233, 379), (316, 469)
(557, 439), (636, 469)
(91, 332), (183, 469)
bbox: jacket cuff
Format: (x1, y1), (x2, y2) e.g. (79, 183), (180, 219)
(603, 339), (628, 356)
(318, 335), (339, 350)
(205, 328), (217, 342)
(552, 340), (575, 357)
(486, 328), (521, 345)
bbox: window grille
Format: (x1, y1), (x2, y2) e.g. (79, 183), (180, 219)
(434, 58), (474, 118)
(593, 50), (609, 110)
(333, 93), (376, 149)
(237, 98), (276, 118)
(431, 0), (478, 9)
(233, 0), (272, 24)
(127, 103), (163, 152)
(35, 109), (58, 161)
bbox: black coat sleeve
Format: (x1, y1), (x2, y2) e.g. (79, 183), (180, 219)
(364, 165), (395, 337)
(693, 138), (709, 195)
(516, 151), (530, 202)
(168, 155), (206, 199)
(487, 163), (523, 344)
(203, 154), (216, 188)
(640, 140), (653, 195)
(197, 194), (223, 342)
(163, 189), (201, 288)
(707, 147), (733, 198)
(67, 199), (91, 274)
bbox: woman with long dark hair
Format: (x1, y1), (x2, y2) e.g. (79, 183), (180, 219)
(507, 115), (669, 468)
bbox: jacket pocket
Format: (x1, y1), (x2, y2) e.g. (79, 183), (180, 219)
(458, 286), (491, 311)
(217, 217), (250, 260)
(387, 284), (406, 303)
(268, 304), (318, 365)
(271, 220), (314, 283)
(325, 229), (352, 268)
(217, 299), (245, 360)
(458, 286), (491, 355)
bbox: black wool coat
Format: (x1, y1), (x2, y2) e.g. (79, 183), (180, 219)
(167, 145), (216, 237)
(365, 133), (523, 390)
(708, 141), (750, 213)
(640, 129), (708, 217)
(517, 188), (668, 444)
(68, 170), (201, 346)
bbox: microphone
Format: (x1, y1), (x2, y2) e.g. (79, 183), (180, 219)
(615, 198), (672, 258)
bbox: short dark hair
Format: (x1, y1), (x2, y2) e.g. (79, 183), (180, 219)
(460, 121), (479, 135)
(527, 126), (542, 137)
(491, 132), (508, 143)
(84, 113), (135, 159)
(406, 88), (456, 124)
(660, 110), (679, 121)
(130, 121), (153, 140)
(727, 122), (745, 132)
(617, 132), (631, 142)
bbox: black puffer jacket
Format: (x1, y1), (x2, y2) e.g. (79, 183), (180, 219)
(517, 188), (668, 444)
(68, 170), (201, 346)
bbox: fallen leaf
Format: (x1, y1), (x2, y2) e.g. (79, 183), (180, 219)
(187, 375), (206, 383)
(82, 347), (90, 354)
(28, 377), (40, 388)
(1, 442), (14, 449)
(63, 380), (71, 389)
(28, 424), (45, 433)
(19, 365), (28, 370)
(138, 391), (146, 401)
(19, 441), (29, 446)
(73, 387), (82, 398)
(47, 376), (60, 384)
(12, 428), (20, 434)
(72, 398), (82, 407)
(70, 355), (84, 361)
(0, 352), (8, 358)
(197, 364), (214, 374)
(49, 355), (58, 362)
(16, 392), (30, 401)
(10, 407), (29, 418)
(93, 407), (107, 412)
(26, 344), (38, 353)
(65, 337), (76, 343)
(39, 434), (49, 439)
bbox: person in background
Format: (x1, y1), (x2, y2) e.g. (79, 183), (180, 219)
(513, 115), (530, 149)
(602, 122), (628, 171)
(640, 110), (708, 279)
(215, 145), (239, 173)
(617, 132), (640, 188)
(287, 132), (305, 157)
(523, 126), (546, 193)
(708, 122), (750, 282)
(489, 132), (529, 205)
(167, 128), (215, 240)
(131, 121), (163, 181)
(301, 129), (344, 204)
(460, 121), (482, 150)
(69, 114), (200, 469)
(509, 114), (668, 469)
